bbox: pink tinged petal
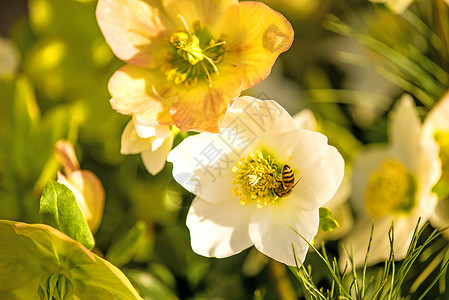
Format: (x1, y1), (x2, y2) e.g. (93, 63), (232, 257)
(169, 62), (243, 133)
(186, 196), (253, 258)
(96, 0), (171, 68)
(167, 133), (239, 204)
(54, 140), (80, 175)
(162, 0), (238, 28)
(120, 120), (152, 154)
(57, 171), (105, 233)
(108, 65), (174, 126)
(141, 134), (173, 175)
(248, 203), (319, 266)
(287, 130), (345, 210)
(228, 1), (294, 90)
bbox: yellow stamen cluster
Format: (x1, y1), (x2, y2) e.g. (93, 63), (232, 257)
(434, 130), (449, 182)
(232, 150), (281, 208)
(162, 16), (227, 87)
(365, 159), (416, 219)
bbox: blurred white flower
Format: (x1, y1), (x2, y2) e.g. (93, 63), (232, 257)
(168, 96), (344, 266)
(341, 95), (441, 268)
(423, 91), (449, 238)
(54, 140), (105, 233)
(121, 117), (174, 175)
(293, 109), (353, 243)
(370, 0), (413, 14)
(0, 37), (19, 76)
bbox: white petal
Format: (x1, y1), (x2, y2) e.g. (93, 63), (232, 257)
(186, 196), (254, 258)
(133, 116), (170, 138)
(120, 120), (152, 154)
(423, 91), (449, 135)
(249, 202), (319, 266)
(292, 109), (317, 131)
(287, 130), (345, 210)
(168, 133), (241, 203)
(141, 135), (173, 175)
(224, 96), (299, 143)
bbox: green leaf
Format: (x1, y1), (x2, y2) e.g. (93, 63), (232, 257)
(39, 180), (94, 249)
(106, 221), (147, 267)
(319, 207), (339, 232)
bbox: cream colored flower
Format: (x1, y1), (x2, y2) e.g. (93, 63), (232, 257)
(55, 140), (105, 233)
(293, 109), (353, 243)
(423, 91), (449, 238)
(341, 95), (441, 268)
(121, 117), (174, 175)
(168, 96), (344, 266)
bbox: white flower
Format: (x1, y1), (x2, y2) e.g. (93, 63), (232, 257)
(168, 96), (344, 266)
(423, 91), (449, 238)
(341, 95), (441, 268)
(369, 0), (413, 14)
(54, 140), (105, 233)
(293, 109), (353, 242)
(121, 117), (174, 175)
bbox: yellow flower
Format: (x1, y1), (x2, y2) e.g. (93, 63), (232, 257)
(96, 0), (293, 132)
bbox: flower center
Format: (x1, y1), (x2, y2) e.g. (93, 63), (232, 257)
(163, 15), (227, 87)
(232, 150), (283, 208)
(365, 159), (416, 218)
(434, 130), (449, 182)
(38, 273), (74, 300)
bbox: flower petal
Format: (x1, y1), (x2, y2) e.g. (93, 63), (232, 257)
(96, 0), (171, 68)
(287, 130), (345, 210)
(120, 120), (152, 154)
(109, 65), (174, 126)
(293, 109), (318, 131)
(141, 134), (173, 175)
(226, 1), (294, 90)
(57, 170), (105, 233)
(249, 203), (319, 266)
(162, 0), (238, 28)
(168, 132), (239, 203)
(169, 63), (242, 133)
(186, 196), (253, 258)
(133, 116), (170, 138)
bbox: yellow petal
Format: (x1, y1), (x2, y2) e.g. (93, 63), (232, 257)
(169, 63), (242, 133)
(54, 140), (80, 175)
(162, 0), (238, 28)
(108, 64), (174, 126)
(228, 2), (294, 90)
(96, 0), (172, 68)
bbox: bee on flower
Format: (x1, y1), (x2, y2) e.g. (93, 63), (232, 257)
(96, 0), (294, 133)
(168, 96), (344, 266)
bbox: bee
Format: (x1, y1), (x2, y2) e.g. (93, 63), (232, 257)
(274, 165), (301, 197)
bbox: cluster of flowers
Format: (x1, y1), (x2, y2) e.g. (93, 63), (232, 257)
(98, 0), (449, 269)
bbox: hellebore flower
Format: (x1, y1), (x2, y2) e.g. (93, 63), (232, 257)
(168, 96), (344, 266)
(54, 140), (105, 233)
(96, 0), (294, 132)
(341, 95), (441, 268)
(423, 91), (449, 238)
(0, 220), (142, 299)
(121, 116), (174, 175)
(293, 109), (353, 243)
